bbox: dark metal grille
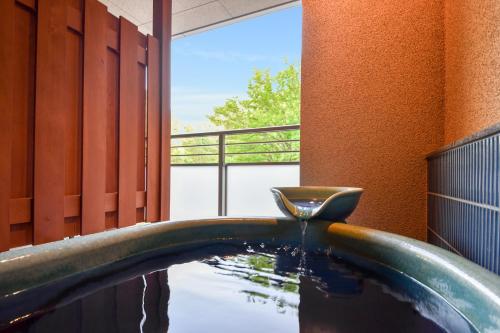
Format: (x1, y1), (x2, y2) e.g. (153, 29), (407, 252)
(427, 132), (500, 274)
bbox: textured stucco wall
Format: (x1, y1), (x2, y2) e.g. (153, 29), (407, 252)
(443, 0), (500, 144)
(300, 0), (445, 239)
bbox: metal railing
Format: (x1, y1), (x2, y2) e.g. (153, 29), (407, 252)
(171, 124), (300, 215)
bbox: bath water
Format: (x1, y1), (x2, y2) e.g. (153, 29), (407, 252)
(1, 245), (475, 333)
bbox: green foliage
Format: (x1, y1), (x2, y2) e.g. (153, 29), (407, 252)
(171, 136), (219, 164)
(171, 63), (300, 165)
(208, 63), (300, 129)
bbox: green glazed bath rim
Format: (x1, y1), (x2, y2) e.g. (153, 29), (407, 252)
(0, 218), (499, 332)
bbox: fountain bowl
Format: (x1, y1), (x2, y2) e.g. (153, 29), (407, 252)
(270, 186), (363, 221)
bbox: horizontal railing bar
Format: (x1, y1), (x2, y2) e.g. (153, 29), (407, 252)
(171, 153), (219, 157)
(171, 163), (219, 167)
(171, 162), (300, 167)
(172, 139), (299, 149)
(225, 150), (300, 155)
(171, 124), (300, 139)
(172, 150), (299, 157)
(226, 162), (300, 166)
(225, 139), (300, 146)
(171, 143), (219, 148)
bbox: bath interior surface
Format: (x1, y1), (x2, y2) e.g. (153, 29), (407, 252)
(0, 217), (498, 333)
(1, 244), (472, 333)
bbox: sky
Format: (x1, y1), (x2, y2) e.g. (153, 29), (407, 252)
(171, 5), (302, 132)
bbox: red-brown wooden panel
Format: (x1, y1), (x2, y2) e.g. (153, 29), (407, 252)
(118, 18), (139, 227)
(0, 0), (15, 251)
(64, 217), (80, 238)
(154, 0), (172, 221)
(34, 0), (67, 244)
(105, 44), (119, 229)
(67, 6), (82, 34)
(64, 193), (80, 238)
(105, 192), (118, 212)
(137, 46), (146, 65)
(10, 3), (36, 247)
(103, 192), (143, 211)
(107, 29), (119, 52)
(64, 195), (81, 218)
(107, 14), (119, 52)
(82, 0), (107, 235)
(138, 33), (147, 48)
(136, 62), (146, 223)
(146, 36), (162, 222)
(65, 8), (83, 235)
(10, 198), (31, 224)
(10, 223), (33, 248)
(136, 191), (146, 209)
(15, 0), (35, 10)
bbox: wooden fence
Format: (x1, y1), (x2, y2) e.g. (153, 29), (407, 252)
(0, 0), (171, 251)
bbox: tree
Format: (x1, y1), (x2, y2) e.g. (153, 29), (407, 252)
(208, 63), (300, 163)
(208, 63), (300, 129)
(171, 119), (218, 164)
(171, 63), (301, 164)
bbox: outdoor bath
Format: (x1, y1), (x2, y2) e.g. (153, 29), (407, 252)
(1, 0), (499, 332)
(0, 187), (498, 333)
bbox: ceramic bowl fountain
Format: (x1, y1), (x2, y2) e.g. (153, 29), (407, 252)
(270, 186), (363, 221)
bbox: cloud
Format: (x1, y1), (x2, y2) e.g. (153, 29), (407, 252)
(172, 87), (246, 123)
(174, 46), (280, 63)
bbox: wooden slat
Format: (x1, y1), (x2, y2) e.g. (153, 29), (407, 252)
(0, 0), (15, 251)
(66, 8), (149, 65)
(137, 46), (146, 65)
(65, 2), (83, 236)
(10, 223), (32, 248)
(102, 191), (145, 213)
(107, 13), (119, 52)
(11, 1), (36, 245)
(136, 191), (146, 208)
(118, 18), (139, 227)
(137, 32), (147, 48)
(107, 28), (119, 52)
(146, 36), (161, 222)
(105, 15), (119, 228)
(10, 196), (82, 224)
(105, 48), (119, 228)
(136, 61), (146, 223)
(64, 194), (80, 218)
(10, 198), (31, 224)
(81, 0), (107, 235)
(15, 0), (35, 10)
(105, 192), (118, 212)
(153, 0), (172, 221)
(67, 6), (82, 34)
(33, 0), (67, 244)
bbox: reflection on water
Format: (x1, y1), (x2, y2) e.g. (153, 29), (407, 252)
(290, 199), (325, 209)
(289, 200), (325, 219)
(1, 245), (476, 333)
(205, 253), (300, 315)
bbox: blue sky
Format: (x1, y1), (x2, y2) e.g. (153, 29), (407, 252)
(171, 5), (302, 131)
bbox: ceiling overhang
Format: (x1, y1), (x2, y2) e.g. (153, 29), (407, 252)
(98, 0), (301, 38)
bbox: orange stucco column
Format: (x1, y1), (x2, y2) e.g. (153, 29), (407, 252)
(443, 0), (500, 144)
(300, 0), (445, 239)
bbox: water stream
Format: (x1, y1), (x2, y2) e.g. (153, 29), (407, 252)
(298, 219), (308, 274)
(289, 199), (326, 275)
